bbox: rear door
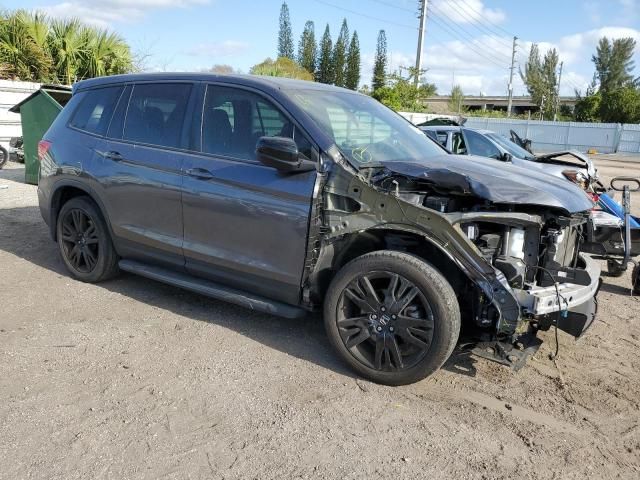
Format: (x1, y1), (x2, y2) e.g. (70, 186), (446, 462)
(91, 82), (195, 268)
(181, 84), (317, 305)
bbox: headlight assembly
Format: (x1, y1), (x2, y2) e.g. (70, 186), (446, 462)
(562, 170), (588, 189)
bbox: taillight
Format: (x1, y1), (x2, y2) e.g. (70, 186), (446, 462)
(38, 140), (51, 161)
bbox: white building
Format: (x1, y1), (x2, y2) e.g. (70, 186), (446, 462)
(0, 79), (40, 150)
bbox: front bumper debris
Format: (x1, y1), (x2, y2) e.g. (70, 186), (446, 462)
(513, 253), (601, 338)
(513, 253), (600, 316)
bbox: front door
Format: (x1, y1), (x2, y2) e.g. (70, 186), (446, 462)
(181, 84), (317, 305)
(92, 82), (195, 268)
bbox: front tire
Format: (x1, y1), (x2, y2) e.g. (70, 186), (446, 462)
(324, 251), (461, 386)
(56, 196), (119, 282)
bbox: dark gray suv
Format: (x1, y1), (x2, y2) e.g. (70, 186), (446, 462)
(38, 73), (600, 385)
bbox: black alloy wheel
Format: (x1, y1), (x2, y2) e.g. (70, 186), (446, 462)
(60, 208), (100, 273)
(337, 271), (434, 372)
(56, 196), (119, 282)
(324, 250), (460, 385)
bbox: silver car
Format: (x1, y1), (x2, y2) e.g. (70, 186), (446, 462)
(420, 126), (599, 192)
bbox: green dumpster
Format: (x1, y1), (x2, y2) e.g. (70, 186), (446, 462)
(9, 85), (72, 185)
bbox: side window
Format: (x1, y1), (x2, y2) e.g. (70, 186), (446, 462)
(425, 130), (447, 148)
(69, 86), (122, 136)
(464, 130), (501, 159)
(202, 86), (313, 161)
(451, 131), (467, 154)
(106, 85), (132, 139)
(123, 83), (192, 149)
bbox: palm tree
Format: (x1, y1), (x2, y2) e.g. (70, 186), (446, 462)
(0, 11), (51, 80)
(0, 9), (133, 83)
(80, 26), (132, 78)
(48, 18), (85, 84)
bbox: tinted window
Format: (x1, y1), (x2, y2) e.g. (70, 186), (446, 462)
(202, 86), (313, 161)
(465, 130), (501, 159)
(106, 85), (132, 139)
(69, 86), (122, 135)
(124, 83), (192, 148)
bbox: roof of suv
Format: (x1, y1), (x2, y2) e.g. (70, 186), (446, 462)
(74, 73), (355, 95)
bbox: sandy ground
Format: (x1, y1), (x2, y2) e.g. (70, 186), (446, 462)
(1, 156), (640, 480)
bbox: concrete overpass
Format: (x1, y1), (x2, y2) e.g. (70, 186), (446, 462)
(425, 95), (577, 115)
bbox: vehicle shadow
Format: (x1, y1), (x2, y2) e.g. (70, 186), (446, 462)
(442, 349), (479, 377)
(0, 205), (355, 379)
(0, 204), (528, 382)
(598, 281), (633, 296)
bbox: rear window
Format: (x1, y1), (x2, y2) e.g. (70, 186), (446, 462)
(123, 83), (193, 149)
(69, 86), (122, 136)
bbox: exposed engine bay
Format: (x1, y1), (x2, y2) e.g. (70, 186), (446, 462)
(306, 152), (601, 369)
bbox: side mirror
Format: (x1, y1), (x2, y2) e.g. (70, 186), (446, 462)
(501, 152), (513, 162)
(256, 136), (316, 173)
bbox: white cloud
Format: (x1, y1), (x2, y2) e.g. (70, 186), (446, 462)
(38, 0), (210, 26)
(411, 25), (640, 96)
(431, 0), (506, 24)
(185, 40), (249, 57)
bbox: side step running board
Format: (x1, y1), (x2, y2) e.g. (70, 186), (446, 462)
(118, 260), (307, 319)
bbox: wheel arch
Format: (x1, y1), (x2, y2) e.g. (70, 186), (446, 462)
(311, 227), (473, 304)
(49, 180), (113, 242)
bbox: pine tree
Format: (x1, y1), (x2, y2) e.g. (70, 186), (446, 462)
(593, 36), (636, 93)
(372, 29), (387, 92)
(277, 2), (294, 59)
(345, 31), (360, 90)
(316, 24), (334, 84)
(297, 20), (316, 75)
(332, 19), (349, 87)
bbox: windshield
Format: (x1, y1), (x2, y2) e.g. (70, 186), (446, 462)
(289, 89), (444, 166)
(485, 132), (536, 160)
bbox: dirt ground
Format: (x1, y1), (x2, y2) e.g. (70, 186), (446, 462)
(1, 156), (640, 480)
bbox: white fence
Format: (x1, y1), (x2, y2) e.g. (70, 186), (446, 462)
(399, 112), (640, 154)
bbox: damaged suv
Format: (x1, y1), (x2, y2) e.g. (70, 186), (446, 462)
(37, 74), (600, 385)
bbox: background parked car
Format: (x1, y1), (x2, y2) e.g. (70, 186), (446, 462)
(9, 136), (24, 163)
(420, 125), (600, 192)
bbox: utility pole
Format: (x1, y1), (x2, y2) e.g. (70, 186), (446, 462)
(553, 61), (563, 121)
(414, 0), (428, 87)
(506, 36), (518, 117)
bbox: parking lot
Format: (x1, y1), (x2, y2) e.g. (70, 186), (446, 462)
(1, 156), (640, 479)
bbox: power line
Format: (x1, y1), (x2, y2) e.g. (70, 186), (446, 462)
(426, 10), (511, 68)
(309, 0), (417, 29)
(427, 5), (512, 64)
(434, 1), (513, 50)
(457, 0), (516, 37)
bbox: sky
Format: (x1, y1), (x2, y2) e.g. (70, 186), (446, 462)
(5, 0), (640, 96)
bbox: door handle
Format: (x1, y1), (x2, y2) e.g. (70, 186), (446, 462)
(103, 150), (123, 162)
(186, 167), (215, 180)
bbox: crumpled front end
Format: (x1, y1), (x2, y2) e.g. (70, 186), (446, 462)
(310, 153), (600, 369)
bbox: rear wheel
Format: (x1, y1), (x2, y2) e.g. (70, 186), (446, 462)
(56, 196), (119, 282)
(324, 250), (460, 386)
(0, 145), (7, 169)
